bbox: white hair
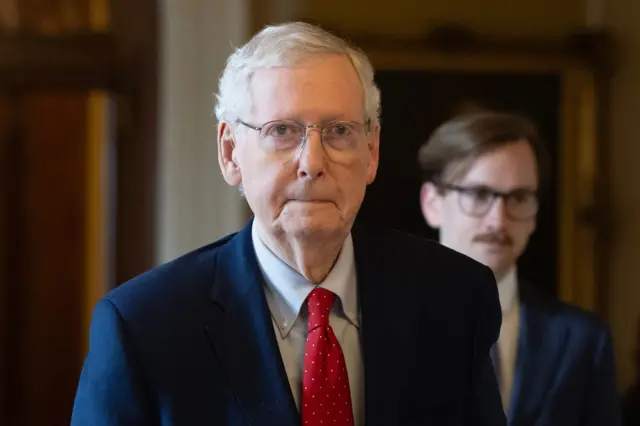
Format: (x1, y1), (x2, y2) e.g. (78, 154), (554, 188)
(214, 21), (381, 125)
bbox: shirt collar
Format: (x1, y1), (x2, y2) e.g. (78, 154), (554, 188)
(497, 266), (519, 315)
(251, 221), (359, 338)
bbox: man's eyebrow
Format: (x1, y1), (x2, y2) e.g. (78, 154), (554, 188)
(459, 182), (538, 192)
(270, 114), (356, 124)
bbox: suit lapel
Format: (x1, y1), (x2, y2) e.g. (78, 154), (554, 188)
(508, 295), (569, 425)
(204, 221), (299, 426)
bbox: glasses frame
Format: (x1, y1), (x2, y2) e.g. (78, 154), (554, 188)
(437, 183), (539, 221)
(236, 118), (371, 145)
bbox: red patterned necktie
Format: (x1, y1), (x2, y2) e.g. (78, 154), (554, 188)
(301, 287), (354, 426)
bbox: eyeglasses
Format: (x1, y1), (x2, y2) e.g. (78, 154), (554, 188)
(236, 119), (371, 152)
(437, 183), (539, 220)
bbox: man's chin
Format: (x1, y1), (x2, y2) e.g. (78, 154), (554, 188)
(275, 203), (353, 239)
(287, 220), (344, 236)
(481, 258), (513, 280)
(277, 215), (348, 240)
(470, 251), (510, 275)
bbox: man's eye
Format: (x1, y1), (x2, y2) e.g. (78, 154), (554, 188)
(471, 190), (493, 202)
(266, 123), (301, 138)
(328, 125), (350, 136)
(510, 191), (535, 204)
(274, 126), (288, 135)
(269, 125), (292, 136)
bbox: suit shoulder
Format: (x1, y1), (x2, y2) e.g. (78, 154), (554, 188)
(103, 231), (238, 316)
(530, 294), (612, 338)
(361, 223), (493, 277)
(359, 224), (501, 340)
(557, 301), (610, 332)
(355, 223), (496, 299)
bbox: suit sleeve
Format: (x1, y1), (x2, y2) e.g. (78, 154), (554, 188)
(582, 327), (622, 426)
(70, 298), (155, 425)
(469, 265), (507, 426)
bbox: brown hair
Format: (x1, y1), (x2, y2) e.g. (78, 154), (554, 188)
(417, 111), (551, 191)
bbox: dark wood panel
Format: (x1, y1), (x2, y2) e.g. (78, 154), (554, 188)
(2, 91), (89, 426)
(0, 2), (159, 425)
(28, 92), (87, 426)
(0, 93), (13, 426)
(0, 92), (26, 426)
(9, 0), (92, 33)
(0, 33), (135, 90)
(111, 0), (158, 283)
(0, 0), (159, 286)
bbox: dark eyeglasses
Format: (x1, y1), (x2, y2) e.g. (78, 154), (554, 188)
(437, 183), (539, 220)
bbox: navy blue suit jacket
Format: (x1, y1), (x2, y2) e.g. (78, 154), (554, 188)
(71, 221), (506, 425)
(506, 283), (621, 426)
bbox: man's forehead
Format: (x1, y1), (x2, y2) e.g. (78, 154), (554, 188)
(446, 152), (538, 189)
(249, 55), (359, 84)
(248, 60), (365, 120)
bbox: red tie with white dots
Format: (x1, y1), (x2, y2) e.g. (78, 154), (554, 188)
(301, 287), (354, 426)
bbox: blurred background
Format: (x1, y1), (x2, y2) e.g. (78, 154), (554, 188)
(0, 0), (638, 425)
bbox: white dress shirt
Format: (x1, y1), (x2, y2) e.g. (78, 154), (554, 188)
(495, 266), (520, 414)
(251, 223), (364, 426)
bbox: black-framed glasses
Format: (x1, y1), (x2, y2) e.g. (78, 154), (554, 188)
(236, 119), (371, 151)
(437, 183), (539, 220)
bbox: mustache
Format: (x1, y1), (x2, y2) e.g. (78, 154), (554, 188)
(473, 231), (513, 245)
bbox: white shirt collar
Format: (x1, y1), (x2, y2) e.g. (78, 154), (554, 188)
(251, 221), (359, 337)
(497, 266), (519, 314)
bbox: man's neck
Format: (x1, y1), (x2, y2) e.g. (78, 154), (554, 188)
(495, 266), (518, 314)
(256, 222), (347, 284)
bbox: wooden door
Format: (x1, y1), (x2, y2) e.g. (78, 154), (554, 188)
(0, 1), (159, 424)
(1, 89), (114, 426)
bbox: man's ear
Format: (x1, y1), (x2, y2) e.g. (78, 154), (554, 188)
(218, 121), (242, 186)
(365, 123), (381, 185)
(420, 182), (443, 228)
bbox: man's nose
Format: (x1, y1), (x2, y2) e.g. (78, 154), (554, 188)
(296, 130), (326, 179)
(485, 197), (509, 227)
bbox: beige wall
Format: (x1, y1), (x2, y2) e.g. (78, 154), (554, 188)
(157, 0), (250, 263)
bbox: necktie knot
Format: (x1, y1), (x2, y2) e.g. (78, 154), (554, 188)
(307, 287), (335, 329)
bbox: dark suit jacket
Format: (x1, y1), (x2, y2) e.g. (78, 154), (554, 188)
(70, 221), (506, 425)
(621, 383), (639, 426)
(506, 283), (621, 426)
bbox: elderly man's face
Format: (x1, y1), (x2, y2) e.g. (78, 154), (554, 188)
(219, 55), (379, 241)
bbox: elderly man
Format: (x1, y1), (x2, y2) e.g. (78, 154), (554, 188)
(71, 22), (505, 426)
(418, 112), (620, 426)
